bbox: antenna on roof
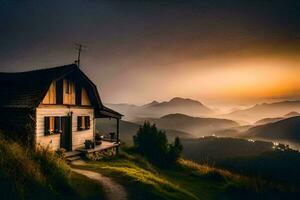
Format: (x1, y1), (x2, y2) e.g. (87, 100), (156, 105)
(75, 43), (86, 68)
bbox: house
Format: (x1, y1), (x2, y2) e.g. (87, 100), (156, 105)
(0, 64), (122, 152)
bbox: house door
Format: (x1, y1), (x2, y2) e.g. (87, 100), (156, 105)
(61, 116), (72, 151)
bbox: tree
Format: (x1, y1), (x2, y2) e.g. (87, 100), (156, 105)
(167, 137), (183, 163)
(133, 122), (183, 167)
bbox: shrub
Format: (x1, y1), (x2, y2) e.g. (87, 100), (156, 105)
(55, 148), (66, 159)
(168, 137), (184, 163)
(34, 145), (71, 192)
(133, 122), (183, 167)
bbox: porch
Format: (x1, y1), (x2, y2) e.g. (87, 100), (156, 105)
(76, 140), (119, 154)
(65, 140), (120, 162)
(64, 106), (122, 162)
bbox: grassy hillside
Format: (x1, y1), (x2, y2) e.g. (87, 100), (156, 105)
(72, 148), (292, 200)
(220, 151), (300, 185)
(0, 135), (105, 200)
(181, 137), (300, 188)
(182, 137), (274, 161)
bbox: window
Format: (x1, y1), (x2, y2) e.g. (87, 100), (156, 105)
(63, 79), (75, 105)
(66, 80), (71, 94)
(81, 87), (91, 105)
(77, 116), (90, 131)
(44, 116), (62, 135)
(42, 81), (56, 104)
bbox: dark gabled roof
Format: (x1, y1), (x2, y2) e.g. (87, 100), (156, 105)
(0, 64), (75, 108)
(0, 64), (122, 118)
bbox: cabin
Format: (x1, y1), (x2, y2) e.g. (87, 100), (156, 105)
(0, 64), (122, 154)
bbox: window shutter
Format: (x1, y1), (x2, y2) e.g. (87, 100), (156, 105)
(56, 79), (63, 104)
(85, 116), (90, 129)
(44, 117), (50, 135)
(75, 84), (82, 105)
(54, 117), (61, 132)
(77, 116), (82, 130)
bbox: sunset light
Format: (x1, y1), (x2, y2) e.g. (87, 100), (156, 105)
(1, 1), (300, 199)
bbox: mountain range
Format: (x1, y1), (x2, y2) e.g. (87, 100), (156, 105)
(106, 97), (214, 120)
(134, 113), (238, 137)
(105, 98), (300, 144)
(254, 111), (300, 125)
(245, 116), (300, 142)
(223, 101), (300, 123)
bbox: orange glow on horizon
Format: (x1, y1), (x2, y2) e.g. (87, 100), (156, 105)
(103, 53), (300, 106)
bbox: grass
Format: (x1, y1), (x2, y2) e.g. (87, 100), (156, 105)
(74, 151), (197, 200)
(1, 133), (295, 200)
(0, 136), (52, 200)
(69, 172), (105, 200)
(0, 135), (105, 200)
(72, 148), (290, 200)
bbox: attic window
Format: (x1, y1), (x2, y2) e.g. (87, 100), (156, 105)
(66, 80), (72, 94)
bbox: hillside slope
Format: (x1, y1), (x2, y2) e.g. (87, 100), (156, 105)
(254, 117), (284, 125)
(96, 119), (193, 145)
(0, 136), (105, 200)
(135, 113), (239, 137)
(182, 137), (274, 161)
(245, 116), (300, 141)
(73, 148), (295, 200)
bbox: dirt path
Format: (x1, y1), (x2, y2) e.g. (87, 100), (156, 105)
(71, 167), (128, 200)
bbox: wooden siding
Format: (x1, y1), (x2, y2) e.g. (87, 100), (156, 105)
(81, 87), (91, 106)
(36, 105), (94, 150)
(63, 79), (75, 105)
(42, 81), (56, 104)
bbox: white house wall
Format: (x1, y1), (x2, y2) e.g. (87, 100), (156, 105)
(36, 106), (94, 150)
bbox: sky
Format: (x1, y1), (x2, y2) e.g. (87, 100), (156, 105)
(0, 0), (300, 107)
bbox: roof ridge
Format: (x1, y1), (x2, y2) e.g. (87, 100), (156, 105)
(0, 63), (77, 74)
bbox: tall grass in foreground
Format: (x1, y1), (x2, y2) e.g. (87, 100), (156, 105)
(76, 147), (294, 200)
(82, 151), (199, 200)
(0, 135), (72, 200)
(34, 145), (71, 193)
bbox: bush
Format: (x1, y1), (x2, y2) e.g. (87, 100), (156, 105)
(55, 148), (66, 159)
(133, 121), (183, 167)
(168, 137), (183, 164)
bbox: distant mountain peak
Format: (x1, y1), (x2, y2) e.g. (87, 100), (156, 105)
(142, 100), (159, 107)
(169, 97), (203, 105)
(150, 100), (159, 104)
(160, 113), (193, 119)
(284, 111), (300, 117)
